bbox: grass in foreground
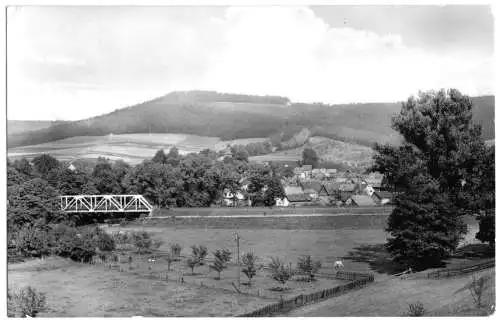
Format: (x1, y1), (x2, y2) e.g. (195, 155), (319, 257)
(286, 268), (495, 317)
(8, 257), (273, 317)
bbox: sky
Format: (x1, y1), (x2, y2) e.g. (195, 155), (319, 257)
(7, 5), (495, 121)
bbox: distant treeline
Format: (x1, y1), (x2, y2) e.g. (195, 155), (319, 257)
(173, 90), (291, 105)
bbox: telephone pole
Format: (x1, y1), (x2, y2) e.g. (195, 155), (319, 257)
(233, 231), (241, 288)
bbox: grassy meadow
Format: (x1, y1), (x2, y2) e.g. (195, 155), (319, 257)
(8, 211), (486, 317)
(287, 267), (495, 317)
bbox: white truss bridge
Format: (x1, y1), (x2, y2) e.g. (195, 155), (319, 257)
(60, 195), (153, 214)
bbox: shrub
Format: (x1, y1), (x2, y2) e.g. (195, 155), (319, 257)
(170, 243), (183, 259)
(406, 302), (425, 316)
(131, 231), (153, 254)
(209, 249), (232, 280)
(268, 257), (294, 289)
(468, 274), (490, 307)
(14, 226), (51, 258)
(81, 226), (115, 252)
(49, 225), (96, 262)
(241, 252), (259, 285)
(152, 239), (164, 251)
(455, 274), (493, 308)
(296, 255), (322, 281)
(7, 286), (47, 317)
(191, 245), (208, 265)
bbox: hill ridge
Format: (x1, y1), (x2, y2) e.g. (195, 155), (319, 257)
(7, 91), (494, 149)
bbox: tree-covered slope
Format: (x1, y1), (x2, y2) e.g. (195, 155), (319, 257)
(7, 91), (494, 149)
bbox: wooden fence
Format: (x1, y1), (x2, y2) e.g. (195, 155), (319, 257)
(237, 271), (375, 317)
(427, 259), (495, 279)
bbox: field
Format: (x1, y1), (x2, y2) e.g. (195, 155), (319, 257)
(249, 136), (374, 170)
(7, 133), (267, 165)
(8, 257), (274, 317)
(8, 211), (485, 317)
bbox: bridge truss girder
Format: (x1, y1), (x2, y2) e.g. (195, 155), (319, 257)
(60, 195), (153, 214)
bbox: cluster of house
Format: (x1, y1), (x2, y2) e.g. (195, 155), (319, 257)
(276, 166), (392, 207)
(222, 164), (393, 207)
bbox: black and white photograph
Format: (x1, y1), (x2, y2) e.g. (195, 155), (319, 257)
(4, 1), (496, 318)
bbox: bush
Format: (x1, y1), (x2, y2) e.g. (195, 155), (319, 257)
(296, 255), (322, 281)
(468, 275), (490, 307)
(131, 231), (153, 254)
(406, 302), (425, 316)
(7, 286), (47, 317)
(81, 226), (115, 252)
(455, 274), (493, 308)
(152, 239), (164, 251)
(13, 226), (51, 258)
(49, 224), (97, 262)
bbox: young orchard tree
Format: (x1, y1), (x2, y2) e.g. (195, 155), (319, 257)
(371, 89), (491, 270)
(297, 255), (322, 281)
(164, 253), (174, 272)
(241, 252), (259, 285)
(209, 249), (232, 280)
(186, 257), (199, 275)
(170, 243), (182, 260)
(268, 257), (294, 290)
(191, 245), (208, 266)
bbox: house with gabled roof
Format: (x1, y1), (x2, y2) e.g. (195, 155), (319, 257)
(285, 193), (313, 206)
(284, 185), (304, 196)
(349, 195), (378, 207)
(372, 191), (394, 205)
(300, 180), (323, 199)
(338, 192), (353, 206)
(318, 182), (341, 197)
(339, 183), (359, 193)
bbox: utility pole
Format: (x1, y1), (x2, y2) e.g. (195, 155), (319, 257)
(233, 231), (241, 288)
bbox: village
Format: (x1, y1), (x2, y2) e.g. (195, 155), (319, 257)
(222, 164), (393, 208)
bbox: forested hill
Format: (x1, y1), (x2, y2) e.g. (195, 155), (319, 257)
(7, 91), (494, 148)
(7, 120), (69, 135)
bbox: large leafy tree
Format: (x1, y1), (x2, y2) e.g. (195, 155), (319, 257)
(92, 157), (122, 194)
(12, 158), (33, 178)
(152, 149), (168, 164)
(32, 154), (60, 178)
(122, 161), (180, 208)
(302, 148), (319, 168)
(166, 147), (181, 166)
(7, 178), (63, 232)
(371, 89), (491, 269)
(470, 145), (495, 249)
(53, 168), (98, 195)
